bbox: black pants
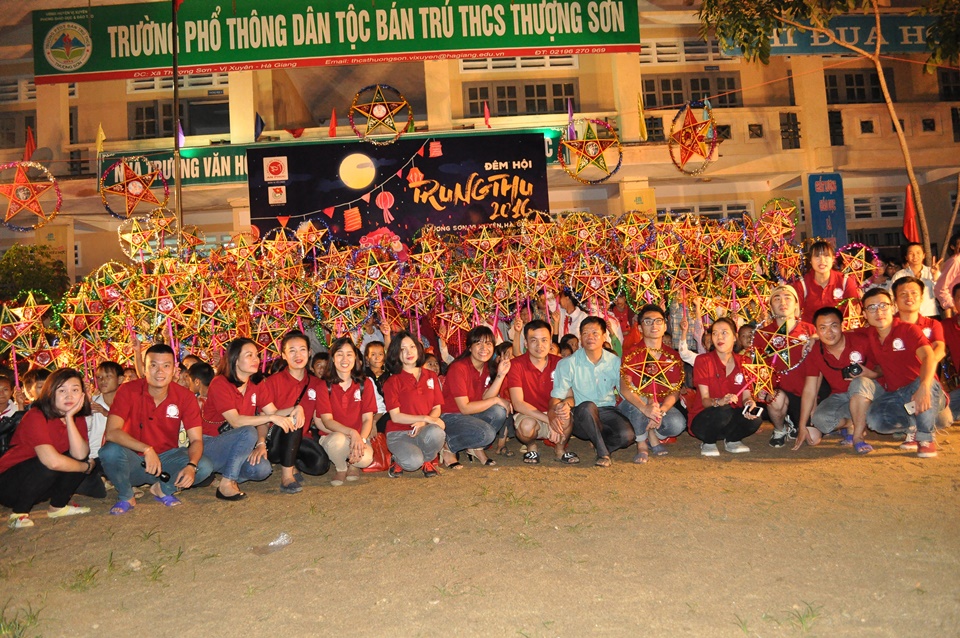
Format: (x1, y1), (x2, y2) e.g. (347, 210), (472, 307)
(75, 458), (106, 499)
(0, 457), (86, 513)
(691, 406), (762, 444)
(267, 428), (329, 476)
(571, 402), (634, 458)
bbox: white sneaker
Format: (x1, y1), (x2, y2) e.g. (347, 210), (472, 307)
(47, 504), (91, 518)
(724, 440), (750, 453)
(701, 443), (720, 457)
(8, 514), (33, 529)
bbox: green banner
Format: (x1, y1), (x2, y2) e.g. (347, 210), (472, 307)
(99, 127), (565, 187)
(34, 0), (641, 84)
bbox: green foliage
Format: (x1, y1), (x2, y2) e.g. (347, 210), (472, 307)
(919, 0), (960, 70)
(0, 244), (70, 304)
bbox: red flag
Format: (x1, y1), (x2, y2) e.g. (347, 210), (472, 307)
(483, 101), (492, 128)
(173, 0), (184, 12)
(903, 184), (920, 243)
(284, 128), (304, 138)
(329, 108), (338, 137)
(23, 126), (36, 162)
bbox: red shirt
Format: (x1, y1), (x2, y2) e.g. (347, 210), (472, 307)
(258, 370), (322, 435)
(793, 270), (860, 324)
(944, 316), (960, 374)
(505, 353), (560, 413)
(319, 378), (377, 434)
(752, 320), (816, 396)
(911, 315), (944, 345)
(0, 408), (88, 474)
(201, 375), (259, 437)
(383, 369), (444, 433)
(802, 331), (872, 394)
(688, 351), (751, 424)
(441, 357), (492, 413)
(620, 345), (684, 401)
(864, 318), (930, 392)
(109, 379), (200, 454)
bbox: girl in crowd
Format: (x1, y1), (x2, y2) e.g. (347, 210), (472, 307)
(318, 338), (375, 486)
(201, 338), (278, 501)
(363, 341), (389, 393)
(793, 240), (861, 323)
(689, 317), (762, 457)
(259, 331), (329, 494)
(492, 341), (516, 457)
(891, 243), (940, 317)
(310, 352), (329, 379)
(440, 326), (510, 466)
(0, 368), (94, 528)
(382, 331), (446, 477)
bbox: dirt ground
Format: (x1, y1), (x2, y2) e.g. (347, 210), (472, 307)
(1, 421), (958, 638)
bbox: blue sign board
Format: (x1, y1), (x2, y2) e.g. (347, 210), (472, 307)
(729, 15), (934, 56)
(808, 172), (847, 247)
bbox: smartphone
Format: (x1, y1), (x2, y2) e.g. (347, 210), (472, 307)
(904, 401), (916, 415)
(742, 405), (764, 418)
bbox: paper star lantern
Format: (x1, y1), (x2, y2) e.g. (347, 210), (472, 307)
(621, 346), (684, 400)
(668, 102), (720, 176)
(614, 211), (656, 254)
(565, 253), (621, 312)
(349, 84), (413, 145)
(837, 243), (879, 287)
(0, 161), (61, 231)
(100, 158), (168, 219)
(558, 118), (623, 184)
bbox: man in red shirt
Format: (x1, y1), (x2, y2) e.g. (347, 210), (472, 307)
(793, 306), (878, 452)
(851, 288), (944, 457)
(752, 285), (816, 447)
(506, 319), (578, 465)
(100, 344), (212, 513)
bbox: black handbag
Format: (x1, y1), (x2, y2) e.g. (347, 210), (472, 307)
(0, 410), (25, 457)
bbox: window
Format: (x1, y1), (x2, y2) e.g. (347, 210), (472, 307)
(849, 195), (904, 220)
(748, 123), (764, 139)
(126, 73), (229, 93)
(644, 116), (666, 143)
(953, 107), (960, 143)
(655, 201), (753, 220)
(0, 111), (36, 149)
(639, 39), (734, 65)
(464, 81), (578, 117)
(860, 120), (875, 135)
(780, 112), (801, 150)
(828, 111), (844, 146)
(128, 100), (229, 139)
(921, 118), (936, 133)
(460, 55), (578, 72)
(714, 124), (732, 140)
(642, 73), (741, 108)
(939, 69), (960, 101)
(825, 69), (895, 104)
(0, 78), (76, 104)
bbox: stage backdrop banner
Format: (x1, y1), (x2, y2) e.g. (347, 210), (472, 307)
(34, 0), (641, 84)
(807, 172), (847, 247)
(247, 131), (550, 243)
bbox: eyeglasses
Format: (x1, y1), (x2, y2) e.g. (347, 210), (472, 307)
(641, 318), (666, 326)
(864, 302), (891, 313)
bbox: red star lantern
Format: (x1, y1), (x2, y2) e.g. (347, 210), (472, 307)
(0, 161), (61, 231)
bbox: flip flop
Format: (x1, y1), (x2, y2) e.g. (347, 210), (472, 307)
(854, 441), (874, 455)
(633, 450), (649, 464)
(109, 500), (135, 515)
(522, 450), (540, 464)
(154, 494), (182, 507)
(554, 451), (580, 464)
(649, 444), (669, 456)
(841, 433), (854, 446)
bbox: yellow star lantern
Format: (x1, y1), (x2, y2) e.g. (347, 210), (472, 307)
(558, 119), (623, 185)
(621, 346), (684, 401)
(349, 84), (413, 145)
(0, 161), (61, 231)
(100, 158), (168, 218)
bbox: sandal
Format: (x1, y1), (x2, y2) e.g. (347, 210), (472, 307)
(154, 494), (182, 507)
(522, 450), (540, 464)
(8, 514), (33, 529)
(48, 504), (91, 518)
(854, 441), (874, 455)
(496, 440), (515, 457)
(649, 444), (669, 456)
(841, 432), (854, 446)
(595, 456), (612, 467)
(441, 450), (463, 470)
(554, 451), (580, 465)
(633, 450), (649, 464)
(109, 500), (135, 516)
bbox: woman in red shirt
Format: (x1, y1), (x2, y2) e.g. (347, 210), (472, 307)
(202, 338), (288, 500)
(689, 318), (762, 457)
(382, 331), (446, 477)
(318, 338), (375, 486)
(0, 368), (95, 529)
(259, 331), (329, 494)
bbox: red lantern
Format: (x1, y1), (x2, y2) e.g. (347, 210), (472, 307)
(375, 191), (395, 223)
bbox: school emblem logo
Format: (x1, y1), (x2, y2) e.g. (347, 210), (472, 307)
(485, 376), (492, 387)
(353, 388), (361, 401)
(892, 338), (905, 351)
(922, 327), (932, 339)
(166, 404), (180, 419)
(849, 351), (863, 364)
(426, 378), (434, 390)
(44, 22), (92, 73)
(734, 373), (744, 384)
(833, 288), (843, 299)
(308, 388), (316, 400)
(250, 393), (257, 406)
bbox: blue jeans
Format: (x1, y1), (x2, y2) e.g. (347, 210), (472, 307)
(99, 442), (213, 502)
(950, 388), (960, 423)
(810, 391), (853, 434)
(202, 427), (272, 483)
(387, 425), (446, 471)
(619, 401), (686, 443)
(859, 378), (945, 442)
(441, 405), (504, 453)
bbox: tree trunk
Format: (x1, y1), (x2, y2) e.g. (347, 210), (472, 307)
(942, 174), (960, 260)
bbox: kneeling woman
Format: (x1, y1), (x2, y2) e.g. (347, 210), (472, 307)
(317, 337), (376, 485)
(439, 326), (511, 466)
(382, 332), (446, 477)
(201, 338), (286, 500)
(259, 331), (329, 493)
(0, 368), (95, 528)
(689, 317), (762, 457)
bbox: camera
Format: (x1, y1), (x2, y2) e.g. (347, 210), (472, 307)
(841, 363), (863, 380)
